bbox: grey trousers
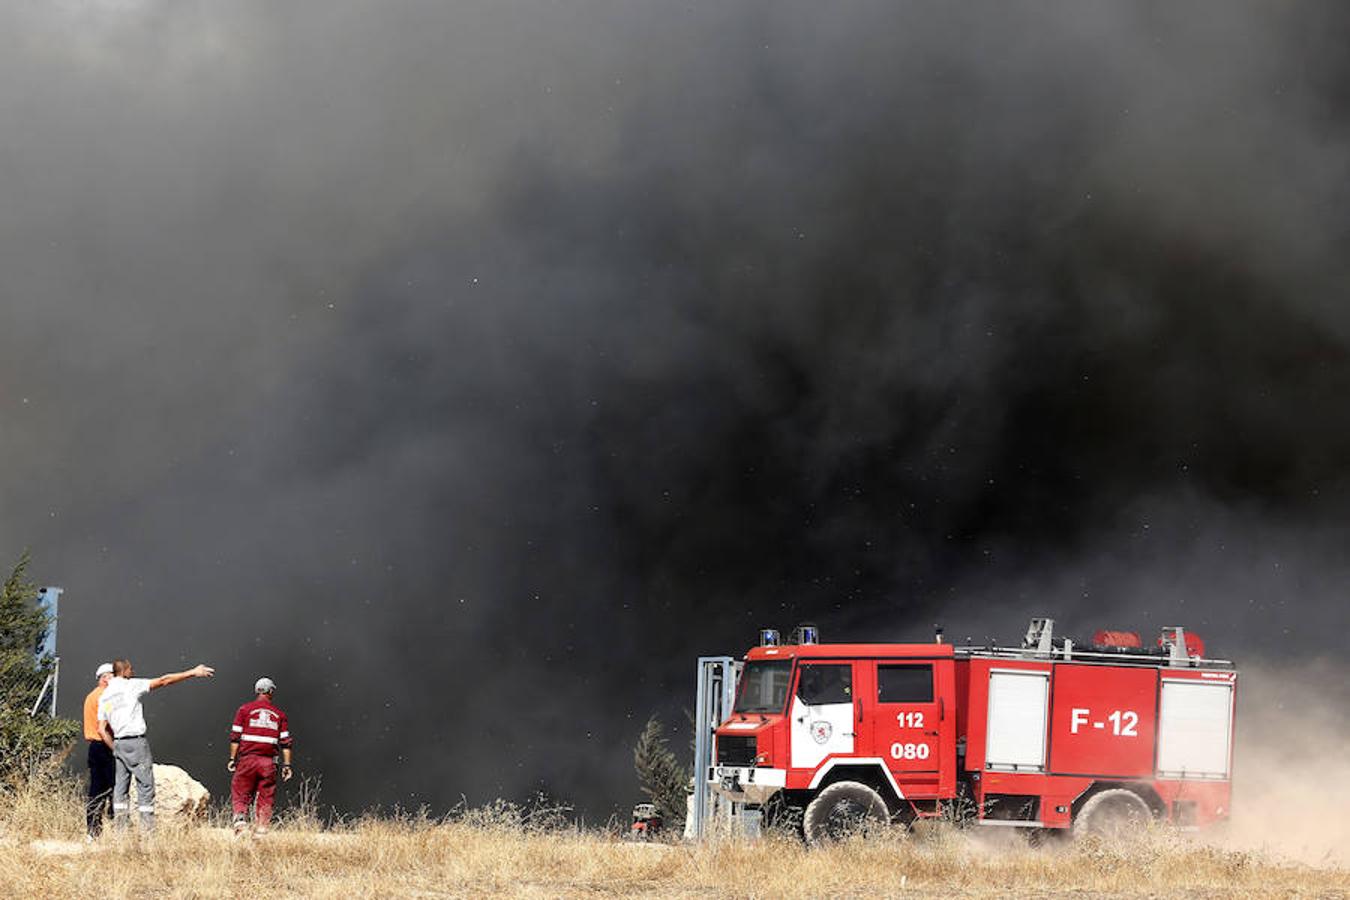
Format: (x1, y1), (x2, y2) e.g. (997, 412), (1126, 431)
(112, 736), (156, 830)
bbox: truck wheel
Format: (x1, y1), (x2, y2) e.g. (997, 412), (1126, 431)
(1072, 789), (1152, 839)
(802, 781), (889, 845)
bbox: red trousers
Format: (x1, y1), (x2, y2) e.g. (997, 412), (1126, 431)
(231, 755), (277, 826)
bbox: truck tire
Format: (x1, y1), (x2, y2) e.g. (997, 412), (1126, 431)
(802, 781), (889, 845)
(1072, 788), (1152, 839)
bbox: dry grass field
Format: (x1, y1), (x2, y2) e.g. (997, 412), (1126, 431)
(4, 675), (1346, 898)
(1, 775), (1347, 899)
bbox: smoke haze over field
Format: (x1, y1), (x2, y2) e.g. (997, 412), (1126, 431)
(1220, 663), (1350, 865)
(1, 2), (1349, 818)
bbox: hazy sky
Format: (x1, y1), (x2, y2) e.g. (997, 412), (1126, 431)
(2, 2), (1348, 818)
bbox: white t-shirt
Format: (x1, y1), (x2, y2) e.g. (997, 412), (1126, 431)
(97, 677), (152, 738)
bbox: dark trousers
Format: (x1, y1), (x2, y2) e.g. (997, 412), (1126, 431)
(86, 740), (115, 836)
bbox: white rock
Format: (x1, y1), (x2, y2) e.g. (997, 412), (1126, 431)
(133, 764), (210, 819)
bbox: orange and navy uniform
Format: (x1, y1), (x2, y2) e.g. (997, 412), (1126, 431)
(84, 683), (115, 835)
(83, 685), (105, 742)
(230, 698), (292, 757)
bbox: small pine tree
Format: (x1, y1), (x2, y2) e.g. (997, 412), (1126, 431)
(0, 552), (79, 779)
(633, 715), (689, 831)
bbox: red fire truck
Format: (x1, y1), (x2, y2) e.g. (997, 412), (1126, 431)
(710, 619), (1236, 842)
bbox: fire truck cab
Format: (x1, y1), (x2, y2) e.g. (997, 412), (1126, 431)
(710, 619), (1236, 842)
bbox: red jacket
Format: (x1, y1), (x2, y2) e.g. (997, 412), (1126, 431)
(230, 698), (292, 758)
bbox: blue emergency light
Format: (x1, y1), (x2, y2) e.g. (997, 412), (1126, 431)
(759, 628), (780, 647)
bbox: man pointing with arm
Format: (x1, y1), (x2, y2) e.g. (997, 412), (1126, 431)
(98, 658), (214, 833)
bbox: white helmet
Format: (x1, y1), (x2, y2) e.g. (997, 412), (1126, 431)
(254, 677), (276, 694)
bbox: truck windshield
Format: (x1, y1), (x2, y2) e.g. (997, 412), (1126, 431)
(734, 660), (793, 714)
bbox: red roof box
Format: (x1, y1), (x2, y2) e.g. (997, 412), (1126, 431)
(1091, 630), (1143, 649)
(1157, 631), (1206, 658)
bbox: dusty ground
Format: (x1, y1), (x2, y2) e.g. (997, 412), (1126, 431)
(2, 800), (1347, 898)
(7, 681), (1349, 900)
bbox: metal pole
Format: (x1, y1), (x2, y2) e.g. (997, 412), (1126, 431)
(30, 674), (53, 717)
(692, 658), (713, 838)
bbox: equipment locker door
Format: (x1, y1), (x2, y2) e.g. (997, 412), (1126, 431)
(789, 662), (858, 770)
(865, 659), (956, 796)
(984, 667), (1051, 772)
(1155, 677), (1235, 780)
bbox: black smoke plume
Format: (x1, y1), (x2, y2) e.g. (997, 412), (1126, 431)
(1, 2), (1347, 818)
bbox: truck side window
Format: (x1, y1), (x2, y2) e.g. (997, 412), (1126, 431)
(878, 664), (933, 703)
(796, 664), (851, 705)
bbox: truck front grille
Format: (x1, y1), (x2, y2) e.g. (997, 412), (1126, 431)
(716, 735), (757, 766)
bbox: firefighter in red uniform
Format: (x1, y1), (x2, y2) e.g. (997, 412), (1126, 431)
(227, 677), (293, 835)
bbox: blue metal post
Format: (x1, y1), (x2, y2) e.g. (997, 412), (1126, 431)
(37, 587), (61, 660)
(37, 587), (62, 717)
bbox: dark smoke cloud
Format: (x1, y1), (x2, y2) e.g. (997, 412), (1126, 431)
(1, 2), (1348, 818)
